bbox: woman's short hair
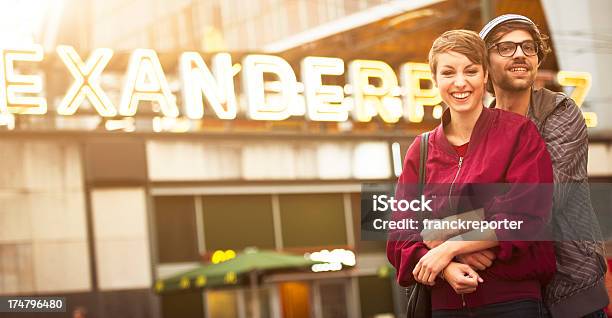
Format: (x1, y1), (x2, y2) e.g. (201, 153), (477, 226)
(428, 30), (487, 76)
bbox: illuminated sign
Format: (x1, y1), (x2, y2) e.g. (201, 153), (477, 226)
(0, 45), (596, 128)
(557, 71), (597, 128)
(180, 52), (238, 120)
(400, 63), (442, 122)
(348, 60), (403, 123)
(119, 49), (179, 117)
(56, 45), (117, 116)
(307, 248), (356, 272)
(210, 249), (236, 264)
(0, 45), (46, 114)
(301, 56), (347, 121)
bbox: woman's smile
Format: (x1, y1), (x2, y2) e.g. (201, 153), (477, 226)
(450, 91), (472, 101)
(433, 51), (486, 115)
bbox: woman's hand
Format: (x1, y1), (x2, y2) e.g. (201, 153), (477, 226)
(456, 250), (496, 270)
(423, 240), (443, 249)
(443, 262), (483, 294)
(413, 243), (455, 286)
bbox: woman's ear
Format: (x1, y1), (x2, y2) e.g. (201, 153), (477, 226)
(484, 70), (489, 85)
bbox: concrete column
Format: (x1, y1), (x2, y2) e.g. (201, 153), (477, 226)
(541, 0), (612, 134)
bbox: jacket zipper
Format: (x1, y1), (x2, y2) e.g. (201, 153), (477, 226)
(448, 156), (463, 211)
(450, 156), (466, 309)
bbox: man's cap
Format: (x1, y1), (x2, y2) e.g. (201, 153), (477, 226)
(479, 14), (546, 63)
(479, 14), (538, 41)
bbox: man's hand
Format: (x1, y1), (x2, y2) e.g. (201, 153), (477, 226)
(443, 262), (482, 294)
(456, 250), (496, 271)
(413, 243), (455, 286)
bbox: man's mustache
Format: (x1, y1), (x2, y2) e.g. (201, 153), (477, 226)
(507, 59), (532, 70)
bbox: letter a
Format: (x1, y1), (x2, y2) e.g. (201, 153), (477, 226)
(119, 49), (179, 117)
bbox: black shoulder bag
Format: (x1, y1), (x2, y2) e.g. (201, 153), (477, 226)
(405, 132), (432, 318)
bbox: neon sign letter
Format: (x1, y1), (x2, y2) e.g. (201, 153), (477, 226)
(242, 54), (297, 121)
(0, 45), (46, 114)
(179, 52), (237, 120)
(400, 63), (442, 122)
(301, 56), (347, 122)
(56, 45), (116, 117)
(119, 49), (179, 117)
(348, 60), (402, 123)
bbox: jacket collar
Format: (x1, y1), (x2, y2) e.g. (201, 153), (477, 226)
(432, 105), (493, 158)
(529, 88), (566, 124)
(488, 87), (565, 124)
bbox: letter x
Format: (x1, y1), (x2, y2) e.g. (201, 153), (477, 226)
(56, 45), (117, 116)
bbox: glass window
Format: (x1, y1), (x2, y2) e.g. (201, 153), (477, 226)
(201, 195), (275, 251)
(319, 280), (348, 318)
(279, 193), (346, 248)
(280, 281), (311, 318)
(206, 287), (271, 318)
(206, 289), (239, 318)
(358, 275), (395, 317)
(161, 291), (204, 318)
(154, 196), (200, 263)
(245, 286), (272, 318)
(352, 193), (386, 253)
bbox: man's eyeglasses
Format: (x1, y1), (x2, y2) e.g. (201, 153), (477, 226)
(489, 40), (538, 57)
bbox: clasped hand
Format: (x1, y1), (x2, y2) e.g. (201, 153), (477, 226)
(413, 243), (454, 286)
(414, 241), (494, 294)
(443, 262), (483, 294)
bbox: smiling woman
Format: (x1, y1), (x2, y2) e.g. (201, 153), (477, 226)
(428, 30), (488, 147)
(433, 52), (486, 116)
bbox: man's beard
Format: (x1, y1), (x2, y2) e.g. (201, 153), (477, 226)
(492, 60), (537, 92)
(493, 72), (535, 92)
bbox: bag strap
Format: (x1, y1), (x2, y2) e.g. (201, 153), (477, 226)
(418, 132), (430, 195)
(405, 131), (431, 301)
(405, 132), (431, 298)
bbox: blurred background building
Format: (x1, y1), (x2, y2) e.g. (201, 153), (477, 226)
(0, 0), (611, 317)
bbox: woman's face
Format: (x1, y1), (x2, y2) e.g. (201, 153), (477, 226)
(434, 51), (486, 114)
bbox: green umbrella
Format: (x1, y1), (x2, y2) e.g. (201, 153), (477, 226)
(155, 248), (320, 318)
(155, 248), (319, 293)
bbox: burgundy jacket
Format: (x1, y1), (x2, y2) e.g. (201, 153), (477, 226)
(387, 106), (556, 310)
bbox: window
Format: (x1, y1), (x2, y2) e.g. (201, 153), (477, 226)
(155, 192), (357, 259)
(201, 195), (275, 251)
(359, 275), (394, 317)
(319, 280), (348, 318)
(206, 289), (239, 318)
(351, 193), (386, 253)
(154, 196), (200, 263)
(280, 281), (311, 317)
(279, 193), (347, 248)
(161, 291), (204, 318)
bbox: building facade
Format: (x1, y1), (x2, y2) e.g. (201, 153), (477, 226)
(1, 1), (611, 317)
